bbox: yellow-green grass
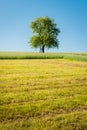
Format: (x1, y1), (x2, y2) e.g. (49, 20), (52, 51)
(0, 52), (87, 61)
(0, 59), (87, 130)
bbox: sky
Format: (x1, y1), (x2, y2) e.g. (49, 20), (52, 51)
(0, 0), (87, 52)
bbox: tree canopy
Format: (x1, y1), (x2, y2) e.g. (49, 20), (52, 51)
(29, 16), (60, 53)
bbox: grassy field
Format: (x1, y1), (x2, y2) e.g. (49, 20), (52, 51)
(0, 52), (87, 61)
(0, 53), (87, 129)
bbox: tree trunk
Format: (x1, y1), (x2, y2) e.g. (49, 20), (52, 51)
(40, 45), (45, 53)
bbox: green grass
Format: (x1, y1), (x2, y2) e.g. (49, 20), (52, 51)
(0, 58), (87, 130)
(0, 52), (87, 61)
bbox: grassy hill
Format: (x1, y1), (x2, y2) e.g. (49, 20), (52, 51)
(0, 52), (87, 61)
(0, 56), (87, 129)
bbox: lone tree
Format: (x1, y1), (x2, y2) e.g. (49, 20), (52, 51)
(29, 16), (60, 53)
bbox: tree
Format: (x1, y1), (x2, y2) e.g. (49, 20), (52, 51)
(29, 16), (60, 53)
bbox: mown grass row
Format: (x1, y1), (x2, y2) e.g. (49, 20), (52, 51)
(0, 59), (87, 130)
(0, 52), (87, 61)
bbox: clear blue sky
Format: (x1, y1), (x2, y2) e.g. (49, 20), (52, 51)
(0, 0), (87, 52)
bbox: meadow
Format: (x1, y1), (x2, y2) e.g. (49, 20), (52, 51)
(0, 52), (87, 61)
(0, 52), (87, 130)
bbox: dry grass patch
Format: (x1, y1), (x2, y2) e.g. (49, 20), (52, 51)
(0, 59), (87, 130)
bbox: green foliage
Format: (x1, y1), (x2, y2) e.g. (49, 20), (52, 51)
(29, 16), (60, 52)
